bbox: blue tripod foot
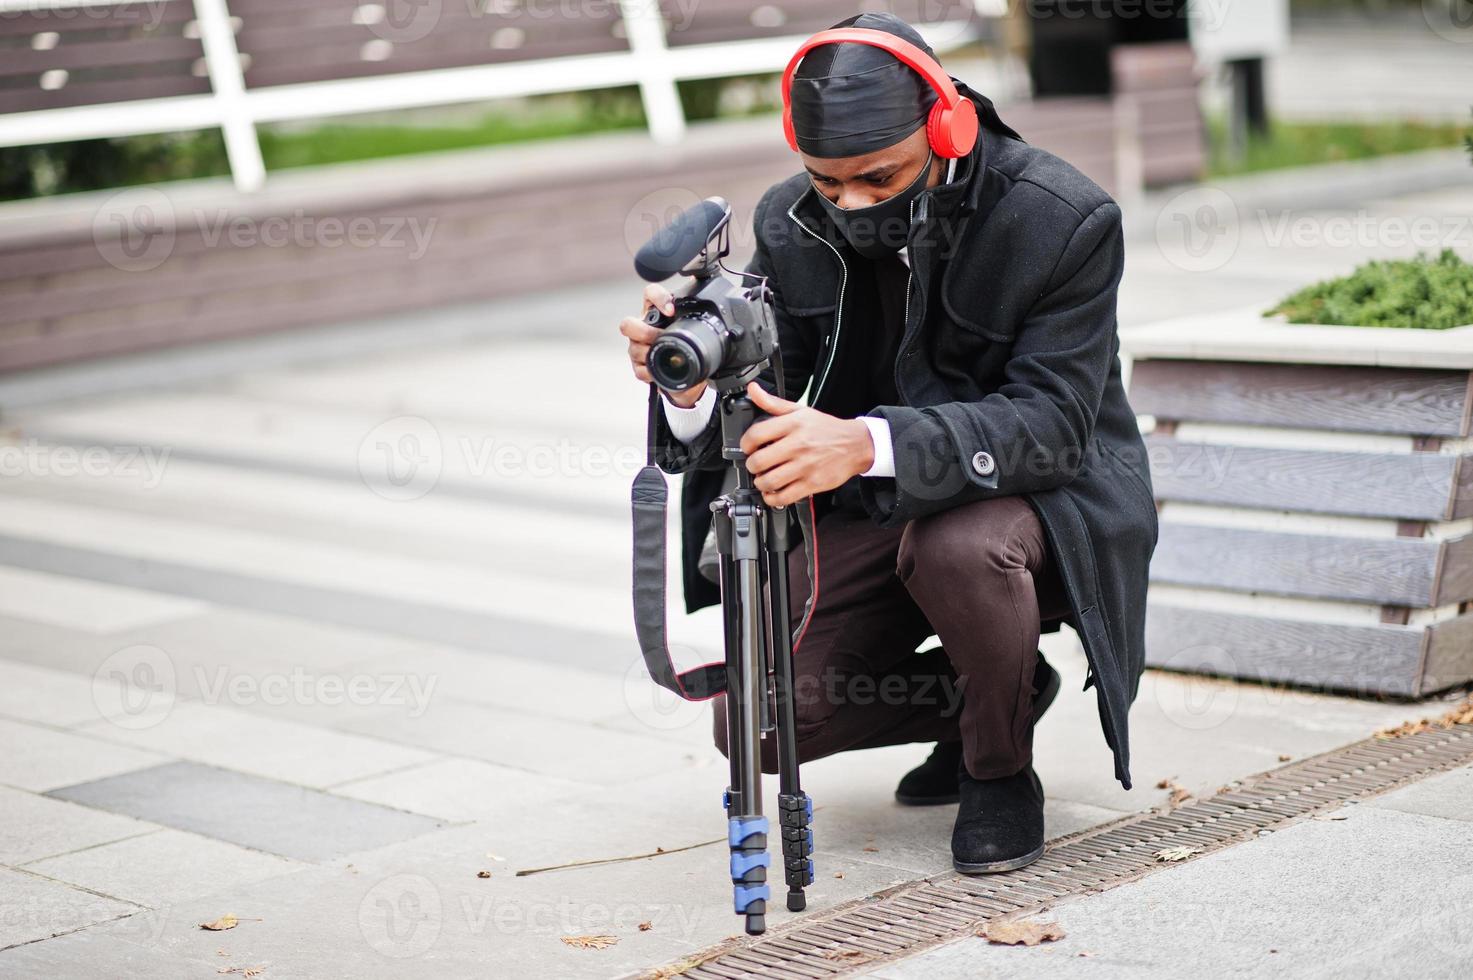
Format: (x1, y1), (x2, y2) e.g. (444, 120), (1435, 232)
(728, 813), (769, 931)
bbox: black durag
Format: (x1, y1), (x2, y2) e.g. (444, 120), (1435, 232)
(788, 13), (938, 159)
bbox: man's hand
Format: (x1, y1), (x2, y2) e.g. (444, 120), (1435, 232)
(619, 282), (708, 409)
(741, 382), (875, 508)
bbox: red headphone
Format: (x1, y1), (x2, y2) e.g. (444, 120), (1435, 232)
(780, 27), (979, 159)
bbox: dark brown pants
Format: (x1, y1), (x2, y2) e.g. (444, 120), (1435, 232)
(711, 495), (1071, 780)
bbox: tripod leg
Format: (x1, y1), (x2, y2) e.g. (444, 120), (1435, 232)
(716, 497), (770, 935)
(766, 505), (813, 913)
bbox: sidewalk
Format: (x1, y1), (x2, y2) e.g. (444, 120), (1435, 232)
(864, 760), (1473, 979)
(0, 176), (1470, 979)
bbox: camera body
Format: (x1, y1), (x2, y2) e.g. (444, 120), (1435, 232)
(636, 197), (778, 393)
(645, 274), (777, 392)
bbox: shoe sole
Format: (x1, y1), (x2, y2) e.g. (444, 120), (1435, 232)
(894, 661), (1062, 808)
(953, 842), (1045, 875)
(894, 789), (960, 806)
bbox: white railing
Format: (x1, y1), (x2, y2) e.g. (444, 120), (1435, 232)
(0, 0), (983, 193)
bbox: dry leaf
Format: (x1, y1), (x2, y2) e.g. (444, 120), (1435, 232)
(1373, 697), (1473, 742)
(1439, 697), (1473, 726)
(862, 846), (879, 852)
(1376, 719), (1431, 740)
(1154, 777), (1192, 806)
(1154, 845), (1199, 862)
(1277, 754), (1292, 762)
(833, 871), (845, 879)
(638, 921), (653, 932)
(199, 915), (238, 932)
(822, 948), (875, 962)
(980, 917), (1066, 946)
(476, 870), (491, 879)
(561, 934), (619, 950)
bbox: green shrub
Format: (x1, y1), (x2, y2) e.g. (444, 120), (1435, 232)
(1265, 250), (1473, 330)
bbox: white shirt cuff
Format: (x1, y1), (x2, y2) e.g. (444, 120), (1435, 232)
(859, 415), (895, 478)
(660, 385), (717, 444)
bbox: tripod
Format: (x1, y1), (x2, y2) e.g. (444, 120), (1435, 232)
(709, 381), (815, 935)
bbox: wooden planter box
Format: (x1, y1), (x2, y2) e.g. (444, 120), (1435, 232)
(1123, 310), (1473, 698)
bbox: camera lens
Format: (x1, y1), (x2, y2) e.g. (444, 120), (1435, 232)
(648, 315), (727, 390)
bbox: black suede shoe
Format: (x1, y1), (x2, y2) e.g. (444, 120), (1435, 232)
(951, 764), (1045, 874)
(893, 651), (1061, 807)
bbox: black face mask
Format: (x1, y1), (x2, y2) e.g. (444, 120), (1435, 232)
(814, 148), (934, 260)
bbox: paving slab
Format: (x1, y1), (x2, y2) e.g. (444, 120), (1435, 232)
(867, 791), (1473, 980)
(73, 701), (436, 789)
(335, 696), (707, 787)
(0, 867), (139, 950)
(1364, 764), (1473, 825)
(24, 829), (306, 909)
(0, 717), (166, 792)
(0, 659), (113, 728)
(0, 786), (155, 865)
(0, 565), (206, 635)
(46, 762), (445, 862)
(331, 757), (587, 823)
(0, 926), (220, 980)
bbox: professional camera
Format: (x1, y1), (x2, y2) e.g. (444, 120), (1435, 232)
(635, 197), (778, 392)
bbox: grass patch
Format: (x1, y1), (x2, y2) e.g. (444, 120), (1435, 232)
(1207, 117), (1469, 178)
(0, 75), (784, 200)
(1265, 249), (1473, 329)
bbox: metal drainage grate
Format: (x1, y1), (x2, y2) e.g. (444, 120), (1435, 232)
(637, 722), (1473, 979)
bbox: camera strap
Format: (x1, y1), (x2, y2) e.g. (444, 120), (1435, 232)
(629, 349), (819, 702)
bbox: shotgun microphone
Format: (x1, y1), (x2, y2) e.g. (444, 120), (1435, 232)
(633, 197), (731, 282)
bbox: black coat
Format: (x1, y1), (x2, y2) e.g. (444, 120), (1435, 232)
(650, 89), (1157, 790)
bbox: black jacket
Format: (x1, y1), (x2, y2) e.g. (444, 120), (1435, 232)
(650, 88), (1157, 790)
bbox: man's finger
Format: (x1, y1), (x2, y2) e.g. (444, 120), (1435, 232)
(620, 317), (660, 344)
(747, 381), (799, 415)
(746, 439), (799, 477)
(763, 478), (809, 509)
(753, 460), (804, 494)
(740, 414), (800, 457)
(643, 284), (675, 316)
